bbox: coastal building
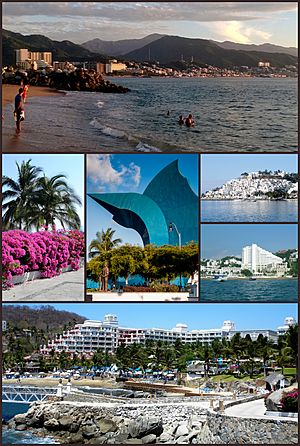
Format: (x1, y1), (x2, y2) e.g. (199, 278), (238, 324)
(242, 244), (286, 274)
(40, 315), (290, 355)
(201, 171), (298, 200)
(15, 48), (53, 68)
(276, 316), (297, 336)
(105, 60), (127, 73)
(89, 160), (198, 247)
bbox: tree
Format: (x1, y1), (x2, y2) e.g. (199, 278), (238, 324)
(110, 245), (137, 285)
(29, 174), (82, 230)
(2, 160), (42, 230)
(241, 269), (253, 277)
(89, 228), (122, 258)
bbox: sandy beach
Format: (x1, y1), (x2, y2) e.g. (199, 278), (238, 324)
(2, 85), (65, 152)
(2, 84), (64, 107)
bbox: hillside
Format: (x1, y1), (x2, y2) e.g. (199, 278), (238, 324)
(124, 35), (298, 68)
(3, 29), (105, 65)
(82, 33), (164, 56)
(2, 304), (86, 332)
(214, 40), (298, 57)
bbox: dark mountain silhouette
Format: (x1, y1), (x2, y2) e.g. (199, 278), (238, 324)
(123, 35), (297, 68)
(82, 33), (164, 56)
(213, 40), (297, 57)
(3, 29), (105, 65)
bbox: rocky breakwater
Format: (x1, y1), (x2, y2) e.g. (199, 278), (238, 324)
(8, 401), (208, 444)
(48, 69), (130, 93)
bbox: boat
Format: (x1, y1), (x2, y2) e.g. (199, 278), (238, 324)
(249, 276), (257, 281)
(213, 275), (228, 282)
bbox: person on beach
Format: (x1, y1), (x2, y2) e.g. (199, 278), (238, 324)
(21, 83), (29, 103)
(14, 88), (24, 134)
(185, 113), (195, 128)
(178, 115), (185, 125)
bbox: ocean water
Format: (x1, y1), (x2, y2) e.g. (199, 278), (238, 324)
(3, 77), (297, 152)
(200, 279), (298, 302)
(2, 402), (57, 444)
(201, 200), (298, 222)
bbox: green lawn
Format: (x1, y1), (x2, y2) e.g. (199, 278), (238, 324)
(283, 367), (296, 377)
(211, 373), (264, 383)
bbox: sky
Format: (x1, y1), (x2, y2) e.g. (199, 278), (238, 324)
(201, 154), (298, 192)
(4, 303), (297, 331)
(87, 154), (198, 247)
(201, 224), (298, 259)
(2, 154), (84, 229)
(3, 2), (298, 47)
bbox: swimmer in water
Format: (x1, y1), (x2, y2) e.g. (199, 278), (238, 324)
(185, 114), (195, 128)
(178, 115), (185, 125)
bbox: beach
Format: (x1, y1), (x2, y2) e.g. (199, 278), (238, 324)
(2, 77), (297, 153)
(2, 84), (64, 107)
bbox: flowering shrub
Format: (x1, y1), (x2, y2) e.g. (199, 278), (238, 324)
(280, 388), (298, 413)
(2, 229), (84, 288)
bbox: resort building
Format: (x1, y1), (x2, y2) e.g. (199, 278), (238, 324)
(40, 315), (291, 355)
(242, 244), (286, 274)
(89, 160), (198, 247)
(276, 317), (297, 336)
(105, 60), (127, 73)
(15, 48), (53, 68)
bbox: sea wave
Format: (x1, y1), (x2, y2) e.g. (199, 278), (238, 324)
(135, 142), (162, 152)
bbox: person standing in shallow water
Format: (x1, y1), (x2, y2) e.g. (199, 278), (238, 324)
(185, 113), (195, 128)
(178, 115), (185, 125)
(14, 88), (24, 134)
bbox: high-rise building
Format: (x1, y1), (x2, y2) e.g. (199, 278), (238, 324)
(15, 48), (52, 67)
(242, 243), (285, 274)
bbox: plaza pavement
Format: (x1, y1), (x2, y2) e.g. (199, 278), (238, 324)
(3, 268), (84, 302)
(91, 292), (199, 302)
(225, 398), (298, 421)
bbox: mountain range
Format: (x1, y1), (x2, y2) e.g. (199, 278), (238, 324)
(3, 29), (297, 68)
(83, 34), (297, 58)
(123, 36), (297, 68)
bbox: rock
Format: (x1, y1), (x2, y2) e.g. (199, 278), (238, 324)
(59, 416), (74, 429)
(175, 424), (189, 438)
(97, 419), (118, 434)
(82, 424), (98, 438)
(8, 420), (16, 429)
(89, 437), (110, 444)
(114, 432), (130, 443)
(15, 424), (27, 431)
(265, 390), (284, 411)
(158, 432), (173, 443)
(69, 422), (80, 433)
(187, 430), (200, 441)
(128, 416), (163, 439)
(68, 432), (84, 444)
(14, 413), (27, 424)
(44, 418), (60, 430)
(141, 434), (157, 444)
(124, 440), (144, 444)
(176, 435), (189, 444)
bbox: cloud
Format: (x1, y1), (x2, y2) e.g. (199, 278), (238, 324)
(87, 155), (141, 191)
(2, 2), (297, 44)
(211, 21), (272, 44)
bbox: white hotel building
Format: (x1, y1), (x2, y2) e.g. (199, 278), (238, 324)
(242, 243), (287, 275)
(40, 315), (294, 356)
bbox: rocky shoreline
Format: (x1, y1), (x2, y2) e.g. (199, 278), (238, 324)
(6, 399), (298, 444)
(3, 69), (130, 94)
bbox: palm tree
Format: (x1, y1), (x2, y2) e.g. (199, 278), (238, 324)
(29, 174), (82, 230)
(2, 160), (42, 230)
(89, 228), (122, 258)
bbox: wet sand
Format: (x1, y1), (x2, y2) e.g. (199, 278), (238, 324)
(2, 85), (65, 152)
(2, 84), (64, 107)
